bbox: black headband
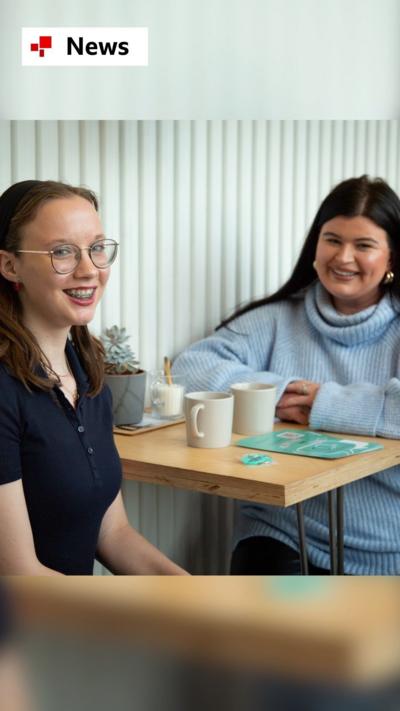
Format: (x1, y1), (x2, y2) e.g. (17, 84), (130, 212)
(0, 180), (41, 249)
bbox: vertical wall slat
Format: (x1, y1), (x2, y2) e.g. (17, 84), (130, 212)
(343, 121), (356, 178)
(251, 120), (267, 299)
(0, 121), (11, 187)
(138, 121), (158, 368)
(156, 121), (175, 364)
(206, 120), (223, 332)
(191, 121), (208, 338)
(237, 120), (253, 305)
(80, 120), (102, 334)
(305, 121), (321, 230)
(279, 120), (295, 284)
(120, 121), (140, 353)
(377, 121), (389, 177)
(221, 120), (238, 318)
(330, 120), (345, 188)
(265, 121), (281, 294)
(292, 121), (308, 256)
(12, 121), (36, 179)
(365, 121), (378, 176)
(58, 121), (80, 184)
(354, 120), (367, 176)
(99, 121), (121, 332)
(36, 121), (59, 179)
(173, 121), (192, 355)
(387, 120), (399, 188)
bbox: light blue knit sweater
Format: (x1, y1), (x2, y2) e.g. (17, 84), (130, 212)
(173, 282), (400, 574)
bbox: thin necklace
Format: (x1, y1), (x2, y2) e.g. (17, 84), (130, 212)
(44, 359), (71, 379)
(61, 382), (78, 403)
(58, 367), (72, 378)
(60, 363), (78, 403)
(46, 362), (78, 403)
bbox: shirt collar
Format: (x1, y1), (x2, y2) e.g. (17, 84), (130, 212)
(65, 338), (90, 397)
(34, 338), (90, 397)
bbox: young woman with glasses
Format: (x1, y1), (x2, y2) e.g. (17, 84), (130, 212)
(0, 180), (187, 575)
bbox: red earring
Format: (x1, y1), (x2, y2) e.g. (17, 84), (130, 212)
(12, 282), (21, 292)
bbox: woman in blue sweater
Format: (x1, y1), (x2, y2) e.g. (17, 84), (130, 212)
(173, 175), (400, 575)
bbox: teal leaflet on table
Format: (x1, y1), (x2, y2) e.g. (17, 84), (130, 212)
(236, 429), (383, 459)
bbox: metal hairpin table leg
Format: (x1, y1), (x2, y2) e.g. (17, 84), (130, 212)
(336, 486), (345, 575)
(296, 502), (309, 575)
(328, 490), (338, 574)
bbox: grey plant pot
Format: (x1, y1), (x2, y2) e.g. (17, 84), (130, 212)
(105, 371), (147, 425)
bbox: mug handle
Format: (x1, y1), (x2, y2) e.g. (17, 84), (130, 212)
(190, 403), (205, 438)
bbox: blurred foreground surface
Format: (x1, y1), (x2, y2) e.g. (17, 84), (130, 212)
(1, 577), (400, 711)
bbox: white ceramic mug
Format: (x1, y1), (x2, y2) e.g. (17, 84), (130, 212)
(231, 382), (277, 435)
(184, 392), (234, 448)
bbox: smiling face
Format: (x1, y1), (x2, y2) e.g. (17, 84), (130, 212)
(314, 215), (392, 314)
(4, 196), (110, 337)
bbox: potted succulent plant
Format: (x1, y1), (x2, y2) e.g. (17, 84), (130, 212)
(101, 325), (146, 425)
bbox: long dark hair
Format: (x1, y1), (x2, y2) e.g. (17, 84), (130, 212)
(217, 175), (400, 330)
(0, 180), (106, 396)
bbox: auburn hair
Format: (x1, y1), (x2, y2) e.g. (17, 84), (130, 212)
(0, 180), (106, 396)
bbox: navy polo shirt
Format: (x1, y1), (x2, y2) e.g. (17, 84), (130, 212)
(0, 340), (122, 575)
(0, 583), (13, 645)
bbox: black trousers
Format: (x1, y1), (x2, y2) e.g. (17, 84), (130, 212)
(230, 535), (330, 575)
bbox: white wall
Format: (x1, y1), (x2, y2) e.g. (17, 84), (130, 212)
(1, 120), (399, 572)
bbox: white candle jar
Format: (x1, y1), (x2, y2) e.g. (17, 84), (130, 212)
(150, 372), (186, 419)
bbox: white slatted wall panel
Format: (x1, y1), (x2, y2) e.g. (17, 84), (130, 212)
(1, 120), (399, 573)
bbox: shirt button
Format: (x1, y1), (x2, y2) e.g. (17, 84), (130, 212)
(78, 425), (85, 433)
(87, 447), (94, 455)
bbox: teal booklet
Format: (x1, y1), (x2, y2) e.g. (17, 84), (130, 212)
(236, 429), (383, 459)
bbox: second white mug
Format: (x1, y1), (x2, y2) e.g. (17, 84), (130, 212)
(231, 382), (277, 435)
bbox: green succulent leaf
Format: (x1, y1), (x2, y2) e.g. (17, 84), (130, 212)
(100, 325), (140, 374)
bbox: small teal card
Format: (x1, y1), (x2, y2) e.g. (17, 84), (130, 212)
(236, 429), (383, 459)
(240, 453), (273, 466)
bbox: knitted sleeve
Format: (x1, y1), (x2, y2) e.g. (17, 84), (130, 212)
(310, 378), (400, 439)
(173, 303), (302, 401)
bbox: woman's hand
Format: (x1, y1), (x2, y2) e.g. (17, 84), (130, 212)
(97, 492), (190, 575)
(276, 380), (320, 425)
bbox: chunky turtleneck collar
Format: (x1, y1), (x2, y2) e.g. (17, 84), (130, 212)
(304, 281), (400, 346)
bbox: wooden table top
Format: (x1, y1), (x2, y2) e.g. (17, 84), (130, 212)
(7, 577), (400, 685)
(115, 423), (400, 506)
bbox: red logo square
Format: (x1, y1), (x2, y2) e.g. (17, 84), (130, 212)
(40, 36), (52, 49)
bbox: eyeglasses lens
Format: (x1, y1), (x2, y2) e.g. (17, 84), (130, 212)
(51, 241), (118, 274)
(90, 241), (118, 268)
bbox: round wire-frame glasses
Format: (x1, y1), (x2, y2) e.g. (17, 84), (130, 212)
(16, 239), (119, 274)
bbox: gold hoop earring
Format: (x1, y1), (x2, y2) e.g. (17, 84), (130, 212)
(313, 260), (318, 270)
(383, 271), (394, 285)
